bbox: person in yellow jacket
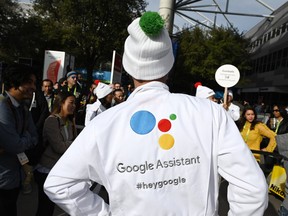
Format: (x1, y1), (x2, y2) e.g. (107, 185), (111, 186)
(238, 106), (277, 162)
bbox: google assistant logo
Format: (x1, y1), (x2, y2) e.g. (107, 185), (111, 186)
(130, 110), (177, 150)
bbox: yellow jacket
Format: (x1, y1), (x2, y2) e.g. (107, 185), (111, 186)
(241, 121), (277, 161)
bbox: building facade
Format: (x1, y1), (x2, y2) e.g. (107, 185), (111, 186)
(240, 2), (288, 106)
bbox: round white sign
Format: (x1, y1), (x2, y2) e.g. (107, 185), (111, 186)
(215, 64), (240, 88)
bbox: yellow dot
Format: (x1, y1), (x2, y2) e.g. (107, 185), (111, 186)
(158, 134), (174, 150)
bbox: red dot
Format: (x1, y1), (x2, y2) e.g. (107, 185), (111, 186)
(158, 119), (171, 132)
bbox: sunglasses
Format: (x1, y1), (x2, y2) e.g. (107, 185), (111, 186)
(71, 76), (77, 79)
(273, 109), (280, 112)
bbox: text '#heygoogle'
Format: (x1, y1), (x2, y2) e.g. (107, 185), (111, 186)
(136, 177), (186, 190)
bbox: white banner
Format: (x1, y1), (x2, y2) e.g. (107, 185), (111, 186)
(43, 50), (66, 84)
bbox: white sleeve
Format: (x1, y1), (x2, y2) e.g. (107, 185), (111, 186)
(228, 104), (240, 121)
(44, 125), (110, 216)
(216, 108), (268, 216)
(84, 106), (96, 127)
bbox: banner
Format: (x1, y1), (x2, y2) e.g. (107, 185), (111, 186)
(43, 50), (75, 84)
(269, 165), (286, 199)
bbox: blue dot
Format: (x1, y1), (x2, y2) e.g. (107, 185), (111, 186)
(130, 111), (156, 135)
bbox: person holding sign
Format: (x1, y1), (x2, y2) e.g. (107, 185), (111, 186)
(215, 65), (241, 122)
(222, 90), (240, 121)
(44, 12), (268, 216)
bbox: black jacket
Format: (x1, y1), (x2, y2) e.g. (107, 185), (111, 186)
(277, 118), (288, 135)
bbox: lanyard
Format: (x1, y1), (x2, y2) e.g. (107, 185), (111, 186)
(68, 86), (77, 95)
(243, 122), (250, 143)
(275, 119), (283, 133)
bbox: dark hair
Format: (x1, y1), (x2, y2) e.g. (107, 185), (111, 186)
(51, 91), (75, 121)
(2, 63), (36, 90)
(58, 77), (67, 85)
(238, 106), (260, 131)
(42, 79), (53, 86)
(99, 97), (111, 109)
(272, 104), (288, 119)
(113, 89), (123, 95)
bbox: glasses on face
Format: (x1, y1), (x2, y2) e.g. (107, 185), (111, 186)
(71, 76), (77, 79)
(273, 109), (280, 112)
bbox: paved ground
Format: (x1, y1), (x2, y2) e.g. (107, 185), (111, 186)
(18, 178), (282, 216)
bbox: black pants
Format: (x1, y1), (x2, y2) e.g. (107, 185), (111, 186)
(34, 170), (55, 216)
(0, 187), (20, 216)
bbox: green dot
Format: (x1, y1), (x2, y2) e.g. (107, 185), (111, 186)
(170, 114), (176, 120)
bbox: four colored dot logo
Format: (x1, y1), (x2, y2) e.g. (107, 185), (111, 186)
(130, 111), (177, 150)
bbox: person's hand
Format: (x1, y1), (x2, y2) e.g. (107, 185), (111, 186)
(222, 103), (228, 111)
(261, 148), (267, 152)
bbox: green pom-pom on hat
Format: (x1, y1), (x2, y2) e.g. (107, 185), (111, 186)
(139, 11), (165, 37)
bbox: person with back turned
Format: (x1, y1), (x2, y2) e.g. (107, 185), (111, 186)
(44, 12), (268, 216)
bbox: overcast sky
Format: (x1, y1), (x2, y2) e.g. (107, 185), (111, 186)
(146, 0), (287, 33)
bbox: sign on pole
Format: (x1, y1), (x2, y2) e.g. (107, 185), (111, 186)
(110, 50), (122, 84)
(215, 64), (240, 104)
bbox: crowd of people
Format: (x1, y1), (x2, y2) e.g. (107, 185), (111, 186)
(0, 63), (132, 215)
(40, 70), (130, 127)
(195, 81), (288, 215)
(1, 11), (288, 216)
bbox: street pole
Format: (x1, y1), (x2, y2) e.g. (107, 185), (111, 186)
(159, 0), (175, 35)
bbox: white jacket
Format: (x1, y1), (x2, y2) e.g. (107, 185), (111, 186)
(44, 81), (268, 216)
(227, 103), (240, 121)
(85, 99), (106, 126)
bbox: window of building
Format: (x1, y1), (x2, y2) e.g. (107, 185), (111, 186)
(271, 29), (276, 39)
(281, 23), (287, 34)
(263, 34), (267, 43)
(266, 53), (272, 71)
(271, 51), (277, 71)
(255, 58), (259, 73)
(251, 60), (256, 75)
(250, 41), (256, 49)
(267, 32), (271, 40)
(259, 56), (264, 73)
(276, 49), (282, 67)
(276, 27), (281, 36)
(263, 55), (268, 72)
(281, 47), (288, 67)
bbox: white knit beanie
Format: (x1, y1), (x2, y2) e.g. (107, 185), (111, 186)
(194, 82), (215, 99)
(93, 82), (113, 99)
(123, 12), (174, 80)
